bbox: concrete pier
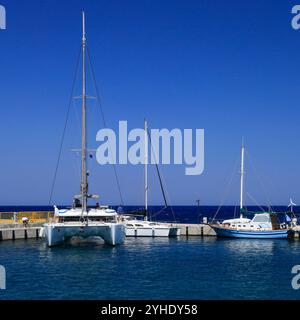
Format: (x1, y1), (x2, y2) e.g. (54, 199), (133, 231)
(0, 222), (217, 242)
(291, 226), (300, 238)
(0, 223), (44, 241)
(171, 223), (216, 236)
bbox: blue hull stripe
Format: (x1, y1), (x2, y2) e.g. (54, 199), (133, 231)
(212, 227), (289, 239)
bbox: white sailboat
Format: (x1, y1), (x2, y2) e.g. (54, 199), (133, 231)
(44, 12), (125, 247)
(210, 141), (290, 239)
(122, 120), (180, 237)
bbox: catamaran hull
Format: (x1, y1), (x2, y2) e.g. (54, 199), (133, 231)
(44, 223), (125, 246)
(211, 226), (290, 239)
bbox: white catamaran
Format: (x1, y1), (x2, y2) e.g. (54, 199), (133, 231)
(44, 12), (125, 247)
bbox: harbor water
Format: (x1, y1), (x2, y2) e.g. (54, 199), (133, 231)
(1, 206), (300, 300)
(1, 237), (300, 300)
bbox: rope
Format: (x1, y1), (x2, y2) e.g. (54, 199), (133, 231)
(146, 126), (178, 222)
(245, 149), (274, 209)
(86, 46), (124, 206)
(246, 192), (266, 212)
(48, 46), (82, 205)
(212, 153), (240, 222)
(147, 128), (168, 208)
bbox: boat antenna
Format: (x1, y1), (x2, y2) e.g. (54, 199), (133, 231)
(240, 137), (245, 218)
(81, 11), (88, 215)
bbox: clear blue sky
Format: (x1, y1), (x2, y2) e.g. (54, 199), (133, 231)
(0, 0), (300, 206)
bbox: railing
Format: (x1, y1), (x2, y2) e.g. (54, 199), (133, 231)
(0, 211), (54, 224)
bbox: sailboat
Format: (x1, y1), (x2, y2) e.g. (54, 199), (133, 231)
(121, 120), (180, 237)
(210, 142), (290, 239)
(44, 12), (125, 247)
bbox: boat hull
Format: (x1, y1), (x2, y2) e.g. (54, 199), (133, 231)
(44, 222), (125, 246)
(125, 226), (170, 237)
(211, 226), (290, 239)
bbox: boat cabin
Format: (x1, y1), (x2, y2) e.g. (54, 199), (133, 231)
(222, 213), (284, 231)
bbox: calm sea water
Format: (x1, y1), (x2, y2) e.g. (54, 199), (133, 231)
(0, 237), (300, 300)
(0, 206), (300, 300)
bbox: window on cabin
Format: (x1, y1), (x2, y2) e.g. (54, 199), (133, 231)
(252, 215), (270, 223)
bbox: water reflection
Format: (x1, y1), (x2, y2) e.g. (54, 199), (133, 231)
(220, 238), (276, 254)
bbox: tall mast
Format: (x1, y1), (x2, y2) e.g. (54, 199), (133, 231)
(144, 119), (148, 221)
(240, 139), (245, 218)
(81, 11), (88, 214)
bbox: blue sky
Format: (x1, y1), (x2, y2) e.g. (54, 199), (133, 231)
(0, 0), (300, 206)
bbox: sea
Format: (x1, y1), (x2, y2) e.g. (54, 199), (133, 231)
(1, 205), (300, 300)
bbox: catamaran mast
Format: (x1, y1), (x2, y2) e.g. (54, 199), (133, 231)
(81, 11), (88, 214)
(144, 119), (148, 221)
(240, 140), (245, 218)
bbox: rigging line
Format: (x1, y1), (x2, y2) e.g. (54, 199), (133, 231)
(161, 184), (177, 221)
(245, 149), (273, 209)
(246, 192), (266, 212)
(72, 149), (82, 183)
(150, 162), (177, 221)
(145, 124), (178, 222)
(86, 46), (124, 206)
(212, 153), (240, 222)
(48, 46), (82, 205)
(72, 93), (82, 137)
(158, 172), (177, 220)
(147, 127), (168, 209)
(146, 135), (179, 222)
